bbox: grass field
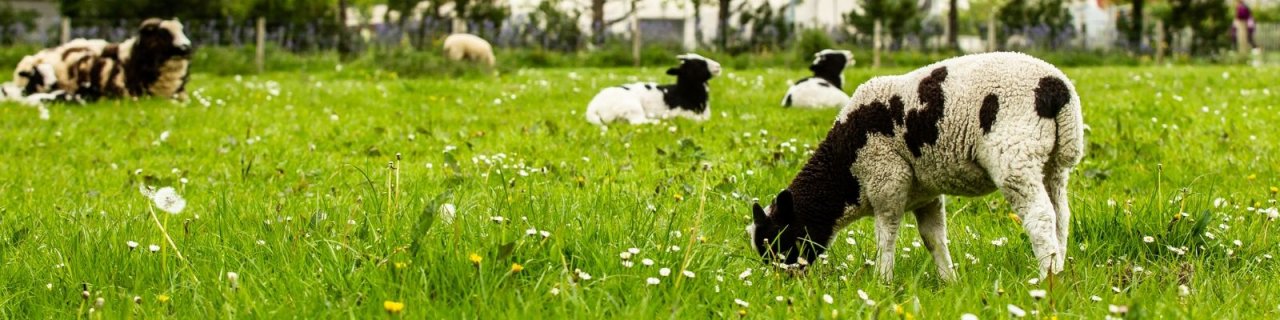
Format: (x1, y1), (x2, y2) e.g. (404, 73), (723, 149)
(1, 64), (1278, 318)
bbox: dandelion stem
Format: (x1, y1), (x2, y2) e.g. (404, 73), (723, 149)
(149, 206), (200, 284)
(675, 166), (709, 289)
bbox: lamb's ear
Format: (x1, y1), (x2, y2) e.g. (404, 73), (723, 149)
(774, 189), (794, 221)
(17, 71), (33, 77)
(752, 202), (768, 223)
(666, 67), (681, 76)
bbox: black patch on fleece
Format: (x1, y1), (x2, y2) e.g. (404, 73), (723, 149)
(773, 97), (904, 263)
(644, 84), (653, 90)
(904, 66), (947, 157)
(794, 77), (812, 85)
(1034, 76), (1070, 118)
(784, 94), (793, 107)
(816, 81), (832, 88)
(979, 94), (999, 134)
(19, 70), (44, 95)
(619, 85), (631, 90)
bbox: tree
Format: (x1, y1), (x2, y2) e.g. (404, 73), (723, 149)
(589, 0), (638, 45)
(717, 0), (731, 49)
(845, 0), (922, 47)
(948, 0), (959, 50)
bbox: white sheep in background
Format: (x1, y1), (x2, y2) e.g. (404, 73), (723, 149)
(748, 52), (1083, 282)
(585, 53), (722, 125)
(782, 49), (854, 108)
(443, 33), (496, 67)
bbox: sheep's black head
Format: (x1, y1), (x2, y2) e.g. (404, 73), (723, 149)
(137, 18), (193, 58)
(810, 49), (853, 76)
(748, 189), (822, 267)
(667, 53), (721, 83)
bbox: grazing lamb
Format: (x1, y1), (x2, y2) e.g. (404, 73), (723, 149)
(585, 53), (722, 125)
(747, 52), (1083, 282)
(443, 33), (496, 67)
(782, 49), (854, 108)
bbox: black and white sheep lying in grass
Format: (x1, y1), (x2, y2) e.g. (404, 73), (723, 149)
(585, 53), (722, 125)
(73, 18), (193, 101)
(443, 33), (496, 67)
(748, 52), (1084, 282)
(782, 49), (854, 108)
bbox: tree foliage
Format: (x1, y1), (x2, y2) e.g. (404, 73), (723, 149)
(844, 0), (922, 43)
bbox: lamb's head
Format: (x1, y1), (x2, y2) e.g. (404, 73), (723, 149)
(748, 189), (822, 267)
(667, 53), (721, 83)
(14, 56), (57, 95)
(136, 18), (193, 59)
(810, 49), (854, 74)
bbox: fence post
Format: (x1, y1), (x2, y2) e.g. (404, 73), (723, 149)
(632, 7), (642, 67)
(873, 19), (881, 68)
(986, 14), (995, 52)
(60, 18), (71, 44)
(1155, 20), (1166, 64)
(256, 17), (266, 73)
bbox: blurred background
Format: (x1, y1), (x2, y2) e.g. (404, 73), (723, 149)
(1, 0), (1276, 72)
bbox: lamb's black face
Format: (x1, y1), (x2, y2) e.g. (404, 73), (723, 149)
(748, 189), (821, 266)
(18, 70), (43, 95)
(138, 18), (193, 58)
(810, 50), (853, 74)
(666, 54), (722, 83)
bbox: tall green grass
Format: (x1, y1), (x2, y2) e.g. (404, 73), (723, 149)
(0, 65), (1278, 318)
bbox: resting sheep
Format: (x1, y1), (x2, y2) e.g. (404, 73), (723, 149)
(53, 19), (192, 101)
(782, 49), (854, 108)
(443, 33), (495, 67)
(12, 55), (57, 95)
(585, 53), (722, 125)
(747, 52), (1084, 282)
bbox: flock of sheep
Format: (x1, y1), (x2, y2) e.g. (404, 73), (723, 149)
(2, 26), (1086, 281)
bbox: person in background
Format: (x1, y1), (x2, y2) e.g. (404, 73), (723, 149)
(1236, 0), (1258, 51)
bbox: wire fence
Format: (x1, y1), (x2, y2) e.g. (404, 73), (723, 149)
(2, 17), (1276, 55)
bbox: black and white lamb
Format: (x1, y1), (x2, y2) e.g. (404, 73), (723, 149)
(747, 52), (1084, 282)
(585, 53), (722, 125)
(781, 49), (854, 108)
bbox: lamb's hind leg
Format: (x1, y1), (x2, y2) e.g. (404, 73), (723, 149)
(914, 196), (956, 282)
(1045, 168), (1072, 271)
(998, 168), (1062, 278)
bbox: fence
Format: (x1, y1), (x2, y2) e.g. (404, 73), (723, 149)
(2, 15), (1275, 62)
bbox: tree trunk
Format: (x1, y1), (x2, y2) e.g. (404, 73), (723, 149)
(693, 0), (703, 46)
(338, 0), (353, 58)
(593, 0), (606, 45)
(718, 0), (731, 50)
(948, 0), (959, 51)
(1130, 0), (1144, 51)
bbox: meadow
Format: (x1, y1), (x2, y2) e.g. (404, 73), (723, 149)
(0, 63), (1278, 318)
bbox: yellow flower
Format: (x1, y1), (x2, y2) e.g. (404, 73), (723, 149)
(1248, 174), (1257, 180)
(1270, 186), (1278, 194)
(383, 300), (405, 314)
(394, 262), (408, 270)
(511, 263), (524, 273)
(156, 295), (170, 303)
(893, 304), (904, 314)
(469, 253), (483, 265)
(674, 194), (685, 201)
(1008, 213), (1022, 224)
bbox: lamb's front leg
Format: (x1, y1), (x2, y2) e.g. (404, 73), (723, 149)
(914, 196), (956, 282)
